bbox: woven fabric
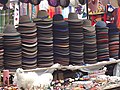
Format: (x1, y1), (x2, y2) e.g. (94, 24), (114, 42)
(0, 9), (14, 33)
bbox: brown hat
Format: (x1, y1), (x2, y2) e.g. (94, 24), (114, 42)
(4, 24), (20, 36)
(17, 15), (36, 27)
(66, 13), (83, 22)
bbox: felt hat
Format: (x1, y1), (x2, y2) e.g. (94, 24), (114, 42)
(0, 0), (8, 4)
(29, 0), (41, 5)
(78, 0), (86, 5)
(33, 10), (52, 22)
(95, 21), (107, 28)
(88, 0), (99, 12)
(66, 12), (83, 22)
(48, 0), (60, 7)
(3, 24), (20, 36)
(53, 14), (64, 22)
(59, 0), (70, 8)
(17, 15), (36, 27)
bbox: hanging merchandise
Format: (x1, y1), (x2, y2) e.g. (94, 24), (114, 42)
(48, 0), (60, 7)
(59, 0), (70, 8)
(32, 4), (36, 19)
(78, 0), (86, 5)
(29, 0), (41, 5)
(19, 0), (29, 3)
(69, 0), (79, 7)
(14, 2), (19, 27)
(0, 0), (8, 5)
(39, 0), (49, 11)
(88, 0), (99, 12)
(99, 0), (109, 6)
(20, 2), (28, 16)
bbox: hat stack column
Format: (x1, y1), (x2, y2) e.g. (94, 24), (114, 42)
(53, 14), (69, 65)
(3, 25), (22, 71)
(83, 19), (97, 64)
(0, 33), (3, 70)
(107, 23), (119, 59)
(67, 13), (84, 65)
(17, 15), (37, 69)
(33, 10), (53, 68)
(95, 21), (109, 61)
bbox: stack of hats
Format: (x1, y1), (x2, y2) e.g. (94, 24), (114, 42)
(33, 10), (53, 68)
(3, 24), (22, 71)
(83, 19), (97, 64)
(67, 13), (84, 65)
(0, 33), (3, 70)
(107, 23), (119, 59)
(95, 21), (109, 61)
(17, 15), (37, 69)
(53, 14), (69, 65)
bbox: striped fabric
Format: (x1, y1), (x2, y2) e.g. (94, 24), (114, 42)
(0, 9), (14, 33)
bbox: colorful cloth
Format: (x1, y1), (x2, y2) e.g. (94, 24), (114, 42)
(116, 7), (120, 29)
(0, 9), (14, 33)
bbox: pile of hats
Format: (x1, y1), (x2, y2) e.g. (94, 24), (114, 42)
(95, 21), (109, 61)
(3, 24), (22, 71)
(83, 19), (97, 64)
(107, 23), (119, 59)
(33, 10), (53, 68)
(17, 15), (37, 69)
(0, 33), (3, 70)
(67, 13), (84, 65)
(53, 14), (69, 65)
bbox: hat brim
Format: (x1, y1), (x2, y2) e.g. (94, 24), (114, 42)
(3, 32), (20, 36)
(33, 18), (52, 22)
(17, 23), (36, 27)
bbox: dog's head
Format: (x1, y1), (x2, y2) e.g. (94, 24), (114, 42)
(16, 68), (24, 74)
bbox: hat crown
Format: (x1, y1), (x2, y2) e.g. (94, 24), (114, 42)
(95, 21), (106, 28)
(19, 15), (31, 24)
(4, 24), (19, 34)
(83, 19), (91, 26)
(68, 13), (78, 20)
(37, 10), (49, 19)
(53, 14), (64, 21)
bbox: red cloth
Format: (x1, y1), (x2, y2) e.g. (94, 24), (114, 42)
(117, 7), (120, 29)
